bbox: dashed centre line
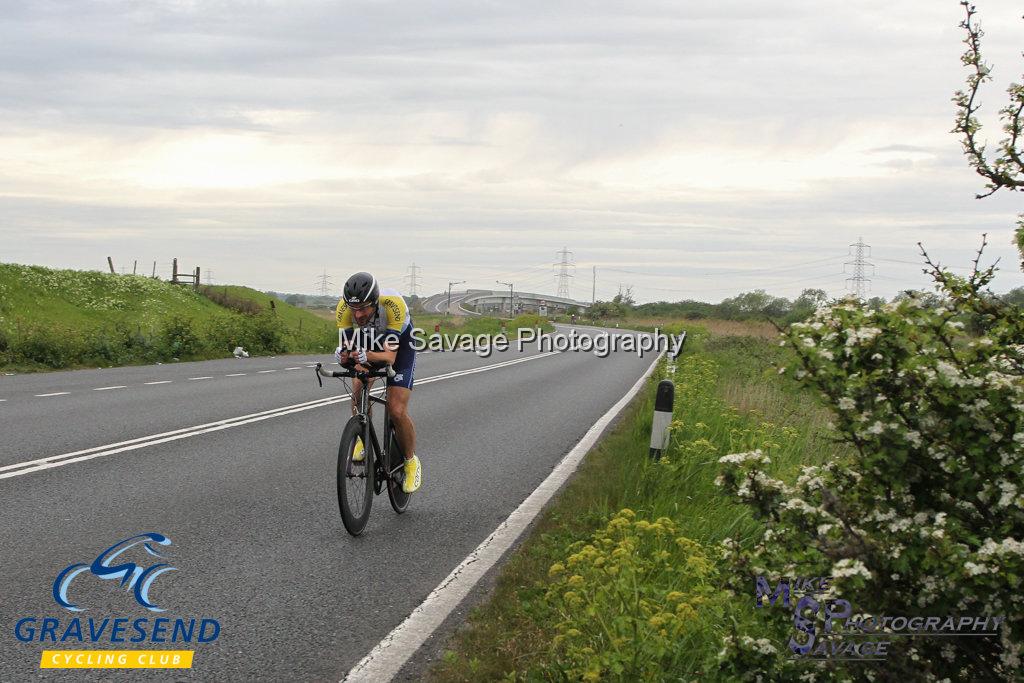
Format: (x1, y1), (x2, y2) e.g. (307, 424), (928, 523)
(10, 352), (542, 405)
(2, 350), (561, 480)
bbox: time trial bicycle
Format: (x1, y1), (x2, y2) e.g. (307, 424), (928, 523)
(315, 361), (410, 536)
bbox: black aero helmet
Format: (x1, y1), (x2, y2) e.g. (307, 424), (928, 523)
(344, 272), (379, 306)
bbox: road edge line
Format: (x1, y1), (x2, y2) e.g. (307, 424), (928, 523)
(343, 350), (665, 682)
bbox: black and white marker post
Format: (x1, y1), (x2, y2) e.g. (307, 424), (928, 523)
(649, 379), (675, 460)
(650, 330), (685, 460)
(668, 330), (686, 372)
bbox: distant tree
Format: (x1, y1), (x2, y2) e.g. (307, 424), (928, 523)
(719, 289), (792, 319)
(953, 1), (1024, 267)
(793, 288), (828, 310)
(284, 294), (303, 306)
(589, 300), (630, 319)
(634, 300), (716, 319)
(782, 288), (832, 324)
(612, 286), (636, 307)
(865, 295), (887, 310)
(892, 289), (945, 308)
(1002, 286), (1024, 306)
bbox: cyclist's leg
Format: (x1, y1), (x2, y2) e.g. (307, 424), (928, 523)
(387, 328), (420, 493)
(388, 384), (419, 492)
(349, 376), (376, 463)
(349, 376), (377, 416)
(386, 327), (417, 459)
(387, 386), (415, 459)
(350, 377), (363, 416)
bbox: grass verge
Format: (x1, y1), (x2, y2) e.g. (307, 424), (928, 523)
(427, 324), (848, 680)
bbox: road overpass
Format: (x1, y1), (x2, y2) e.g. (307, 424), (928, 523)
(421, 290), (590, 316)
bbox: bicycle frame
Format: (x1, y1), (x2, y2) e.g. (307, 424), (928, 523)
(316, 362), (403, 494)
(353, 383), (399, 495)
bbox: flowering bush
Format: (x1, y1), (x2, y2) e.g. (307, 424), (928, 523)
(160, 316), (203, 358)
(716, 250), (1024, 679)
(541, 509), (725, 680)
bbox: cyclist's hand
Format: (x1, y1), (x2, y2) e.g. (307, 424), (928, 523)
(354, 349), (368, 365)
(335, 346), (350, 365)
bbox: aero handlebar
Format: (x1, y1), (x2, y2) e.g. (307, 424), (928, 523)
(314, 362), (395, 388)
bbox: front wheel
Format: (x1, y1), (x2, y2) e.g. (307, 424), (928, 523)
(386, 425), (411, 514)
(338, 417), (373, 536)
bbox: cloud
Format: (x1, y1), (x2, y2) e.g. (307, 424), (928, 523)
(1, 0), (1023, 301)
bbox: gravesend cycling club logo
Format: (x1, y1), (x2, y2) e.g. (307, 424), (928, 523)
(54, 533), (176, 612)
(12, 532), (222, 670)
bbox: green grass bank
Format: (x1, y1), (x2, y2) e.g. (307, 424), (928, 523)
(0, 264), (554, 372)
(0, 263), (335, 371)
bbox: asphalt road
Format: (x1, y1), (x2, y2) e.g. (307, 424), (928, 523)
(0, 325), (660, 681)
(418, 292), (473, 316)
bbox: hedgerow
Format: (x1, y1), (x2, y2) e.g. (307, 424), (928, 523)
(716, 243), (1024, 680)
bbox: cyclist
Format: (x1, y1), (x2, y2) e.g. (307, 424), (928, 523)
(334, 272), (421, 493)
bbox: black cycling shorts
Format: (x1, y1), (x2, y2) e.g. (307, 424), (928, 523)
(387, 326), (416, 390)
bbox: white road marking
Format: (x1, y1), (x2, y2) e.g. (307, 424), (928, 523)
(144, 381), (172, 385)
(187, 376), (212, 381)
(35, 392), (69, 397)
(257, 370), (277, 374)
(93, 386), (126, 391)
(285, 367), (302, 370)
(343, 351), (664, 683)
(0, 351), (562, 480)
(225, 373), (247, 377)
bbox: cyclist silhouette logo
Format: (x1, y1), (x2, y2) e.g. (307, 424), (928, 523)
(52, 533), (177, 613)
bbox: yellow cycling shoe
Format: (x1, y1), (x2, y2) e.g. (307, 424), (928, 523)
(352, 438), (365, 463)
(403, 455), (422, 493)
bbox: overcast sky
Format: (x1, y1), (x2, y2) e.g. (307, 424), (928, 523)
(2, 0), (1023, 303)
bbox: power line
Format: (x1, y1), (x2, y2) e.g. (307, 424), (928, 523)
(624, 271), (845, 297)
(404, 263), (423, 297)
(314, 267), (334, 296)
(596, 254), (848, 278)
(479, 261), (558, 279)
(515, 269), (560, 291)
(554, 247), (575, 298)
(845, 237), (874, 300)
(872, 256), (974, 271)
